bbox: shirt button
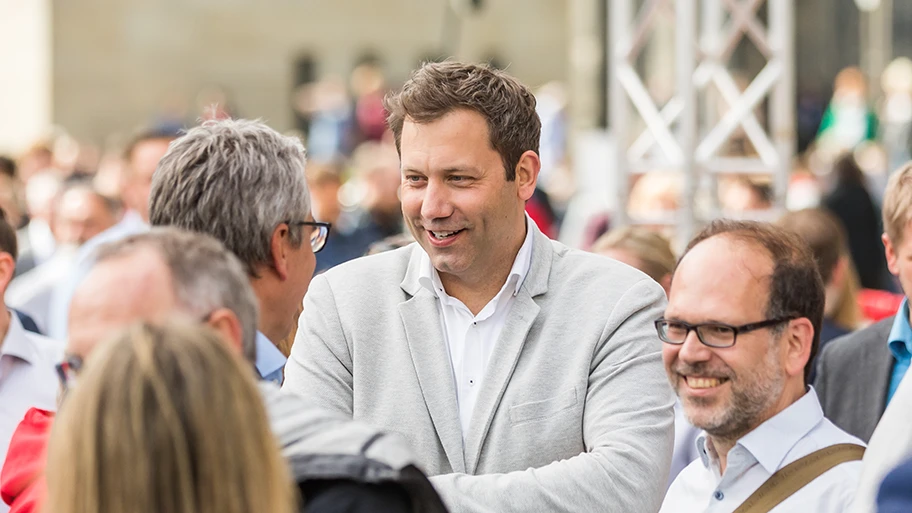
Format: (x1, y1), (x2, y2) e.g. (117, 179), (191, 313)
(469, 379), (475, 386)
(713, 491), (724, 501)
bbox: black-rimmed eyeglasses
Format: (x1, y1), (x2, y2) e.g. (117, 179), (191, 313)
(654, 317), (796, 348)
(285, 221), (332, 253)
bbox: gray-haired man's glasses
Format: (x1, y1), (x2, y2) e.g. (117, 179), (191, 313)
(285, 221), (332, 253)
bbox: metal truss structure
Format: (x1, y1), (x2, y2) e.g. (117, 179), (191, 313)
(609, 0), (794, 242)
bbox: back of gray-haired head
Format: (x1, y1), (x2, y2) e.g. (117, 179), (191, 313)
(93, 227), (259, 364)
(149, 118), (311, 276)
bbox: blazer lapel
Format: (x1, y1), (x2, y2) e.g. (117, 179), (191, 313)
(867, 319), (896, 426)
(398, 247), (466, 473)
(463, 226), (553, 473)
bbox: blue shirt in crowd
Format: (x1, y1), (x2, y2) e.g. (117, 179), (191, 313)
(256, 331), (287, 385)
(887, 298), (912, 404)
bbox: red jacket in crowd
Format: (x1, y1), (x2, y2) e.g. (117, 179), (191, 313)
(1, 408), (53, 513)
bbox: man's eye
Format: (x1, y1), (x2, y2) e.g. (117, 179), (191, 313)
(666, 322), (687, 333)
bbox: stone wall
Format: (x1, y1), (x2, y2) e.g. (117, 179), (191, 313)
(51, 0), (568, 145)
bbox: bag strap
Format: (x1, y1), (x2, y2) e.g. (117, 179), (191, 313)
(732, 443), (865, 513)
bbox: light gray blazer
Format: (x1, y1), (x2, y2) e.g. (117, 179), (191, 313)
(284, 226), (675, 513)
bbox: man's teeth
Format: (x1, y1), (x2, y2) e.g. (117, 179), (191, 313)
(432, 230), (459, 239)
(687, 377), (725, 389)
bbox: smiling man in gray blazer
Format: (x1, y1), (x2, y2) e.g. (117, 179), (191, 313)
(284, 61), (675, 513)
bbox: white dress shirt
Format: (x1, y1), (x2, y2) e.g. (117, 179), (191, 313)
(418, 218), (534, 438)
(661, 388), (863, 513)
(0, 311), (63, 487)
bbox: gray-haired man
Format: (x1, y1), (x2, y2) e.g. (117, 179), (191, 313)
(149, 119), (324, 384)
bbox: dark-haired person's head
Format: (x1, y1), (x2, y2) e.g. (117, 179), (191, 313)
(122, 127), (180, 222)
(0, 208), (17, 302)
(660, 220), (823, 450)
(777, 208), (862, 332)
(52, 180), (120, 248)
(0, 156), (16, 179)
(384, 61), (541, 293)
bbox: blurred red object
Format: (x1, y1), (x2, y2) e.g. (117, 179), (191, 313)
(858, 289), (905, 322)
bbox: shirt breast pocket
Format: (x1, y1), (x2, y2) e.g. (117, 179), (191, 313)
(509, 387), (579, 426)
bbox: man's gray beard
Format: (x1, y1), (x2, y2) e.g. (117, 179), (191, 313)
(684, 346), (785, 442)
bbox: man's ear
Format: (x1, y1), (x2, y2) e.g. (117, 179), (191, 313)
(884, 233), (899, 276)
(514, 150), (541, 202)
(270, 224), (290, 281)
(0, 252), (15, 296)
(784, 317), (814, 379)
(205, 308), (245, 355)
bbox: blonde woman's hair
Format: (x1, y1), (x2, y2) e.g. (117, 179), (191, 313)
(45, 321), (295, 513)
(591, 226), (676, 283)
(883, 162), (912, 245)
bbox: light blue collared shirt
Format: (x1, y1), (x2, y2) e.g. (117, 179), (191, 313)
(255, 331), (287, 385)
(887, 298), (912, 404)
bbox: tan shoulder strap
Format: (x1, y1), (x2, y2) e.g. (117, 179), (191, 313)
(732, 443), (865, 513)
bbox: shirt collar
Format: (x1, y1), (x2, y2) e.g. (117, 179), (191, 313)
(696, 387), (825, 474)
(888, 298), (912, 359)
(1, 311), (39, 364)
(254, 331), (287, 379)
(418, 214), (535, 299)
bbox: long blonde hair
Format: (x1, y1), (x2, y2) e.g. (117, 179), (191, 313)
(591, 226), (677, 284)
(45, 321), (296, 513)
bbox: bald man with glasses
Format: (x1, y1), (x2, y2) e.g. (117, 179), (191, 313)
(658, 220), (865, 513)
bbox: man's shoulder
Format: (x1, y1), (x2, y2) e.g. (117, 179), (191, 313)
(818, 317), (894, 363)
(547, 240), (663, 293)
(319, 244), (413, 287)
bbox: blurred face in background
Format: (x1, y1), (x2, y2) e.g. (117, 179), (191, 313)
(53, 188), (118, 247)
(123, 138), (173, 222)
(0, 175), (22, 228)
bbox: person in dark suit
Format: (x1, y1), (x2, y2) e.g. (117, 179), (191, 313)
(814, 162), (912, 442)
(876, 457), (912, 513)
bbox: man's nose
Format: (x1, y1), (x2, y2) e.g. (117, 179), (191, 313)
(677, 329), (713, 364)
(420, 180), (454, 220)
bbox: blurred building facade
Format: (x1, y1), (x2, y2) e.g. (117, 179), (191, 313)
(1, 0), (912, 153)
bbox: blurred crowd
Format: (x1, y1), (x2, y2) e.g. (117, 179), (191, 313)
(0, 56), (912, 513)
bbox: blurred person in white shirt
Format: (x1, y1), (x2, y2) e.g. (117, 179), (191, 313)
(7, 180), (119, 333)
(0, 207), (63, 499)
